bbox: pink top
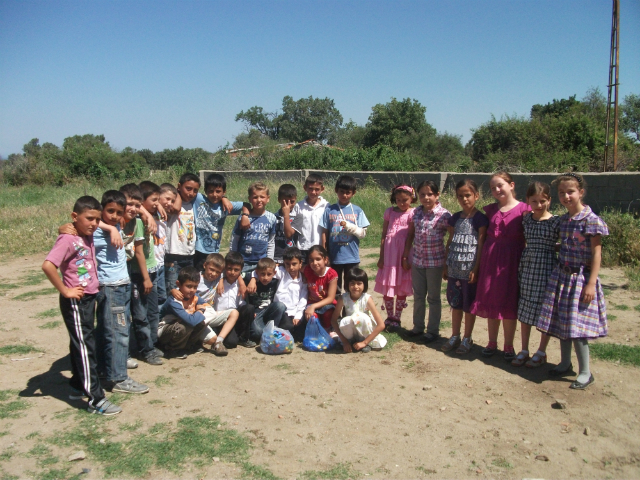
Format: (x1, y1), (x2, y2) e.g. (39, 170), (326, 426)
(45, 234), (99, 295)
(483, 202), (531, 244)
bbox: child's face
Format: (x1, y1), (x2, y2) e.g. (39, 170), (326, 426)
(456, 186), (479, 210)
(284, 257), (302, 278)
(336, 188), (355, 205)
(205, 186), (226, 204)
(203, 263), (223, 282)
(142, 193), (160, 215)
(102, 202), (124, 227)
(72, 209), (102, 236)
(224, 263), (243, 285)
(249, 190), (269, 211)
(308, 250), (327, 275)
(123, 196), (141, 222)
(557, 180), (584, 210)
(178, 180), (199, 203)
(394, 192), (412, 211)
(418, 186), (439, 210)
(177, 279), (199, 301)
(279, 195), (297, 210)
(257, 267), (276, 285)
(303, 182), (324, 201)
(528, 193), (551, 216)
(158, 191), (177, 212)
(490, 176), (515, 203)
(348, 280), (365, 299)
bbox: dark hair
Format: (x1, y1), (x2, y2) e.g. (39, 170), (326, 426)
(455, 179), (479, 194)
(526, 181), (551, 200)
(178, 173), (201, 186)
(553, 172), (587, 192)
(346, 267), (368, 292)
(307, 245), (329, 262)
(101, 190), (126, 209)
(159, 183), (178, 195)
(416, 180), (440, 196)
(73, 196), (102, 214)
(205, 173), (227, 192)
(248, 181), (269, 196)
(119, 183), (143, 202)
(177, 266), (201, 285)
(390, 185), (417, 204)
(304, 173), (324, 187)
(492, 171), (514, 184)
(335, 175), (357, 192)
(278, 184), (297, 200)
(225, 251), (244, 268)
(204, 253), (225, 270)
(256, 257), (276, 271)
(283, 247), (304, 262)
(139, 181), (161, 200)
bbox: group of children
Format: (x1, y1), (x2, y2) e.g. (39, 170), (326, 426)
(43, 170), (608, 415)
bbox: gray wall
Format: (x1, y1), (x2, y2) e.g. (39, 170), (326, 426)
(200, 170), (640, 214)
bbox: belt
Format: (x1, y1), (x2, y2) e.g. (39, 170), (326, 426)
(559, 264), (590, 275)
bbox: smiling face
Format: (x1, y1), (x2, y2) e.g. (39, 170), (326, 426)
(72, 209), (102, 236)
(303, 182), (324, 203)
(123, 196), (141, 222)
(205, 185), (226, 204)
(527, 193), (551, 216)
(557, 180), (584, 213)
(224, 263), (243, 285)
(418, 186), (439, 211)
(308, 250), (328, 275)
(249, 190), (269, 212)
(102, 202), (124, 227)
(178, 180), (199, 203)
(158, 191), (177, 212)
(490, 176), (515, 204)
(142, 193), (160, 215)
(348, 280), (365, 300)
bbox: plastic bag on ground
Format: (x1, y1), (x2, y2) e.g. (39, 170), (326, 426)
(260, 320), (294, 355)
(303, 314), (337, 351)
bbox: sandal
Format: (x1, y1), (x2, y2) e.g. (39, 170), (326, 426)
(384, 318), (400, 332)
(511, 350), (530, 367)
(455, 337), (473, 354)
(482, 343), (498, 357)
(525, 352), (547, 368)
(441, 335), (460, 352)
(503, 349), (516, 362)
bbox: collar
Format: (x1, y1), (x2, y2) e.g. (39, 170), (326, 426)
(304, 196), (326, 208)
(569, 205), (592, 221)
(422, 203), (445, 216)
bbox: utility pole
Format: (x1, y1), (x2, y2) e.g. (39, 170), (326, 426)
(603, 0), (620, 172)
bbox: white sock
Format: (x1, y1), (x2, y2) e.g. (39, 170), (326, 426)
(216, 336), (224, 344)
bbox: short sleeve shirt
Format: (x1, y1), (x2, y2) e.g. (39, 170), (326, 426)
(446, 211), (489, 279)
(320, 203), (370, 264)
(274, 209), (300, 262)
(130, 218), (157, 273)
(194, 193), (244, 254)
(45, 234), (99, 295)
(304, 265), (338, 304)
(292, 197), (329, 250)
(231, 212), (277, 263)
(166, 200), (196, 256)
(558, 206), (609, 268)
(411, 204), (451, 268)
(94, 226), (130, 286)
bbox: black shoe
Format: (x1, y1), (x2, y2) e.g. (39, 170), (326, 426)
(549, 364), (576, 377)
(570, 374), (595, 390)
(481, 345), (498, 357)
(143, 354), (164, 365)
(405, 329), (423, 337)
(152, 347), (165, 358)
(503, 350), (516, 362)
(422, 332), (440, 344)
(166, 350), (188, 360)
(238, 338), (257, 348)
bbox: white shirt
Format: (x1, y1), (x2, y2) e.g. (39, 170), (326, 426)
(292, 196), (329, 250)
(166, 201), (196, 256)
(213, 278), (245, 311)
(273, 266), (308, 320)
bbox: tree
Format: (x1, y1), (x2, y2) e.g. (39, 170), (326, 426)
(235, 106), (281, 140)
(621, 93), (640, 142)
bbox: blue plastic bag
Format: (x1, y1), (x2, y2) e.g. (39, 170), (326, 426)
(302, 315), (336, 351)
(260, 320), (294, 355)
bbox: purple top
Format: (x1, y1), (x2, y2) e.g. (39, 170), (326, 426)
(483, 202), (531, 243)
(558, 206), (609, 268)
(411, 203), (451, 268)
(45, 234), (99, 295)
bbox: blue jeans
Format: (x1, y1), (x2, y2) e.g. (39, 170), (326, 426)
(96, 283), (131, 383)
(164, 256), (194, 294)
(130, 270), (158, 358)
(156, 265), (167, 307)
(250, 301), (288, 341)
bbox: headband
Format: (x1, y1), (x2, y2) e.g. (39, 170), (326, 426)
(563, 172), (583, 185)
(394, 185), (414, 195)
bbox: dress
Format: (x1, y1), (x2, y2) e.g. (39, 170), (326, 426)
(374, 207), (415, 297)
(537, 206), (608, 340)
(470, 202), (531, 320)
(517, 213), (561, 326)
(339, 292), (387, 349)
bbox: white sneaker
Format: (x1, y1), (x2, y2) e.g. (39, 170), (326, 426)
(126, 358), (138, 369)
(111, 377), (149, 394)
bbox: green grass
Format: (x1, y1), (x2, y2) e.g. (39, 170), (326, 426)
(38, 321), (61, 330)
(11, 288), (58, 301)
(614, 304), (630, 311)
(381, 331), (402, 350)
(0, 390), (30, 419)
(440, 320), (452, 330)
(35, 308), (59, 319)
(635, 304), (640, 312)
(19, 271), (46, 286)
(591, 343), (640, 367)
(625, 264), (640, 291)
(608, 314), (617, 321)
(152, 375), (173, 388)
(491, 457), (513, 469)
(301, 463), (360, 480)
(0, 344), (40, 355)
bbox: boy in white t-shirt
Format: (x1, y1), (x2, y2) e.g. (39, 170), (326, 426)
(155, 183), (178, 305)
(291, 173), (328, 261)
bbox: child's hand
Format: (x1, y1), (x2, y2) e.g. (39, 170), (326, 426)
(63, 286), (84, 300)
(196, 304), (207, 313)
(221, 197), (233, 214)
(216, 280), (225, 296)
(58, 223), (77, 236)
(246, 278), (257, 294)
(340, 220), (347, 228)
(293, 318), (300, 326)
(581, 283), (596, 304)
(238, 282), (247, 298)
(157, 204), (167, 221)
(468, 269), (477, 284)
(143, 278), (153, 295)
(101, 224), (124, 249)
(169, 288), (183, 301)
(342, 340), (353, 353)
(240, 215), (251, 230)
(402, 258), (411, 271)
(281, 202), (291, 216)
(442, 266), (449, 281)
(145, 215), (158, 235)
(304, 305), (316, 319)
(352, 341), (367, 352)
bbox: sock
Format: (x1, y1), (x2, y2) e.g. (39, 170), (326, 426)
(383, 296), (395, 320)
(216, 336), (224, 344)
(504, 345), (515, 354)
(486, 341), (498, 349)
(573, 339), (591, 383)
(535, 349), (546, 358)
(393, 296), (407, 321)
(557, 339), (573, 371)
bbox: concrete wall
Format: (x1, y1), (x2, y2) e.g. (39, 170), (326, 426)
(200, 170), (640, 214)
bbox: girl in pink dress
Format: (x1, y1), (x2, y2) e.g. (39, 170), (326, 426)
(470, 172), (531, 361)
(374, 185), (417, 329)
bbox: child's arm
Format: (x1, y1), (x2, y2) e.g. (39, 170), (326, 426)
(42, 260), (84, 300)
(139, 206), (158, 235)
(293, 282), (308, 325)
(165, 298), (206, 327)
(352, 297), (386, 351)
(246, 276), (257, 294)
(377, 219), (390, 269)
(442, 225), (454, 281)
(469, 225), (487, 284)
(240, 204), (251, 230)
(168, 288), (184, 301)
(304, 277), (337, 319)
(340, 220), (367, 238)
(157, 203), (167, 221)
(134, 241), (153, 294)
(237, 275), (247, 298)
(173, 193), (183, 212)
(221, 197), (233, 214)
(330, 297), (351, 353)
(230, 220), (242, 252)
(281, 202), (296, 239)
(582, 235), (603, 304)
(99, 221), (123, 249)
(402, 222), (415, 271)
(321, 228), (328, 252)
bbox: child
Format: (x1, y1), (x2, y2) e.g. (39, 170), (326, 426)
(155, 183), (178, 306)
(441, 180), (489, 354)
(320, 175), (370, 291)
(230, 181), (277, 274)
(195, 253), (226, 304)
(537, 173), (608, 389)
(273, 184), (301, 264)
(42, 196), (122, 415)
(513, 182), (560, 367)
(303, 245), (338, 332)
(332, 268), (387, 353)
(292, 173), (329, 259)
(274, 247), (308, 340)
(470, 171), (531, 361)
(374, 185), (416, 331)
(402, 180), (451, 339)
(193, 173), (247, 271)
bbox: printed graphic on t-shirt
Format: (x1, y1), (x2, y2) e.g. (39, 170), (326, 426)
(327, 211), (358, 245)
(73, 240), (93, 286)
(178, 209), (195, 243)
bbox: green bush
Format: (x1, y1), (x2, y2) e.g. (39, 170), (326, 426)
(600, 210), (640, 267)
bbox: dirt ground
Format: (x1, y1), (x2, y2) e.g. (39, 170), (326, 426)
(1, 249), (639, 479)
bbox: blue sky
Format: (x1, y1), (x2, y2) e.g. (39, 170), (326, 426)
(1, 0), (639, 157)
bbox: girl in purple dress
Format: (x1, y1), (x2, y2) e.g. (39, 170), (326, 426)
(470, 172), (531, 361)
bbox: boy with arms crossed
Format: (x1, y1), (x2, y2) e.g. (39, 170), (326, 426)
(292, 174), (328, 260)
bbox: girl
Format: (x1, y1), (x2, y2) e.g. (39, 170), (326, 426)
(537, 173), (608, 389)
(303, 245), (338, 333)
(332, 268), (387, 353)
(470, 172), (531, 361)
(374, 185), (417, 330)
(441, 180), (489, 354)
(402, 180), (451, 340)
(513, 182), (561, 367)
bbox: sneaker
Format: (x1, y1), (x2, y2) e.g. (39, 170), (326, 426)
(441, 335), (461, 352)
(360, 345), (372, 353)
(87, 398), (122, 416)
(167, 350), (188, 360)
(69, 387), (87, 400)
(126, 358), (138, 369)
(112, 378), (150, 394)
(143, 354), (164, 365)
(152, 347), (165, 358)
(238, 338), (257, 348)
(212, 342), (228, 356)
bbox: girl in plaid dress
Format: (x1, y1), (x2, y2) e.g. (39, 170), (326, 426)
(537, 173), (608, 390)
(513, 182), (560, 367)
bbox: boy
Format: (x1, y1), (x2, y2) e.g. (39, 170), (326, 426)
(291, 173), (329, 260)
(193, 173), (249, 271)
(273, 184), (301, 264)
(42, 196), (122, 415)
(155, 183), (178, 306)
(230, 182), (277, 275)
(320, 175), (370, 291)
(274, 247), (308, 341)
